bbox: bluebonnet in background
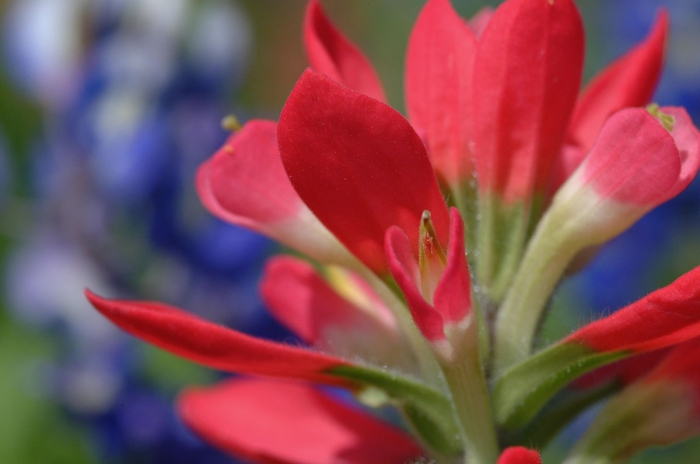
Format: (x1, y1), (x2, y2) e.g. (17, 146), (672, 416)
(1, 0), (287, 462)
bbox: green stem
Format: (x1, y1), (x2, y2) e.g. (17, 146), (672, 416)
(492, 206), (578, 373)
(450, 177), (479, 268)
(440, 334), (499, 464)
(476, 194), (529, 304)
(503, 381), (619, 449)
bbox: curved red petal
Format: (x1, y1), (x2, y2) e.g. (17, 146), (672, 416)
(497, 447), (541, 464)
(567, 11), (668, 155)
(178, 378), (423, 464)
(579, 108), (680, 205)
(197, 119), (348, 264)
(85, 290), (351, 387)
(565, 266), (700, 354)
(433, 208), (472, 325)
(279, 69), (449, 274)
(473, 0), (584, 200)
(385, 226), (445, 342)
(304, 0), (385, 102)
(406, 0), (477, 184)
(658, 106), (700, 202)
(196, 120), (298, 227)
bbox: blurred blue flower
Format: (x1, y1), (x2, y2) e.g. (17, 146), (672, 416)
(3, 0), (271, 462)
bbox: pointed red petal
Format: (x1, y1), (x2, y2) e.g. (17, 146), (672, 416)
(304, 0), (385, 102)
(385, 226), (445, 342)
(85, 290), (351, 387)
(197, 119), (347, 264)
(473, 0), (584, 200)
(497, 447), (541, 464)
(178, 378), (423, 464)
(279, 69), (449, 274)
(406, 0), (477, 184)
(565, 266), (700, 354)
(568, 11), (668, 154)
(433, 208), (472, 325)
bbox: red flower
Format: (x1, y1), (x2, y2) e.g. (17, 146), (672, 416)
(86, 0), (700, 462)
(178, 378), (422, 464)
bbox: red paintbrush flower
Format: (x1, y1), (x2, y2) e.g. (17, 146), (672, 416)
(86, 0), (700, 462)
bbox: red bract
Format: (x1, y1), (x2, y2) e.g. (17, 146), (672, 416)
(278, 68), (450, 275)
(565, 266), (700, 354)
(573, 106), (700, 207)
(406, 0), (477, 186)
(560, 11), (668, 184)
(178, 378), (423, 464)
(85, 291), (352, 387)
(196, 119), (348, 265)
(303, 0), (385, 103)
(496, 447), (541, 464)
(473, 0), (583, 202)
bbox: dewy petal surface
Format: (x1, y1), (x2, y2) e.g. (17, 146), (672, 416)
(197, 119), (347, 264)
(473, 0), (584, 200)
(406, 0), (477, 185)
(178, 378), (423, 464)
(279, 69), (449, 274)
(85, 291), (351, 387)
(304, 0), (385, 102)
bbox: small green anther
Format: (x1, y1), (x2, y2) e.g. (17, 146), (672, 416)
(647, 103), (675, 132)
(221, 114), (242, 131)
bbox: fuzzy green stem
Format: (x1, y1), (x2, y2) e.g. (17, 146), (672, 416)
(440, 333), (499, 464)
(476, 194), (529, 304)
(492, 205), (578, 373)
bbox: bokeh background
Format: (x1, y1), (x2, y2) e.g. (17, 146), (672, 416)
(0, 0), (698, 463)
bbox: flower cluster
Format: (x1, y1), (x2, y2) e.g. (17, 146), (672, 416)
(87, 0), (700, 463)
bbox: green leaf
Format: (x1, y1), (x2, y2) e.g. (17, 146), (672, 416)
(504, 380), (620, 449)
(330, 364), (462, 455)
(492, 342), (626, 429)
